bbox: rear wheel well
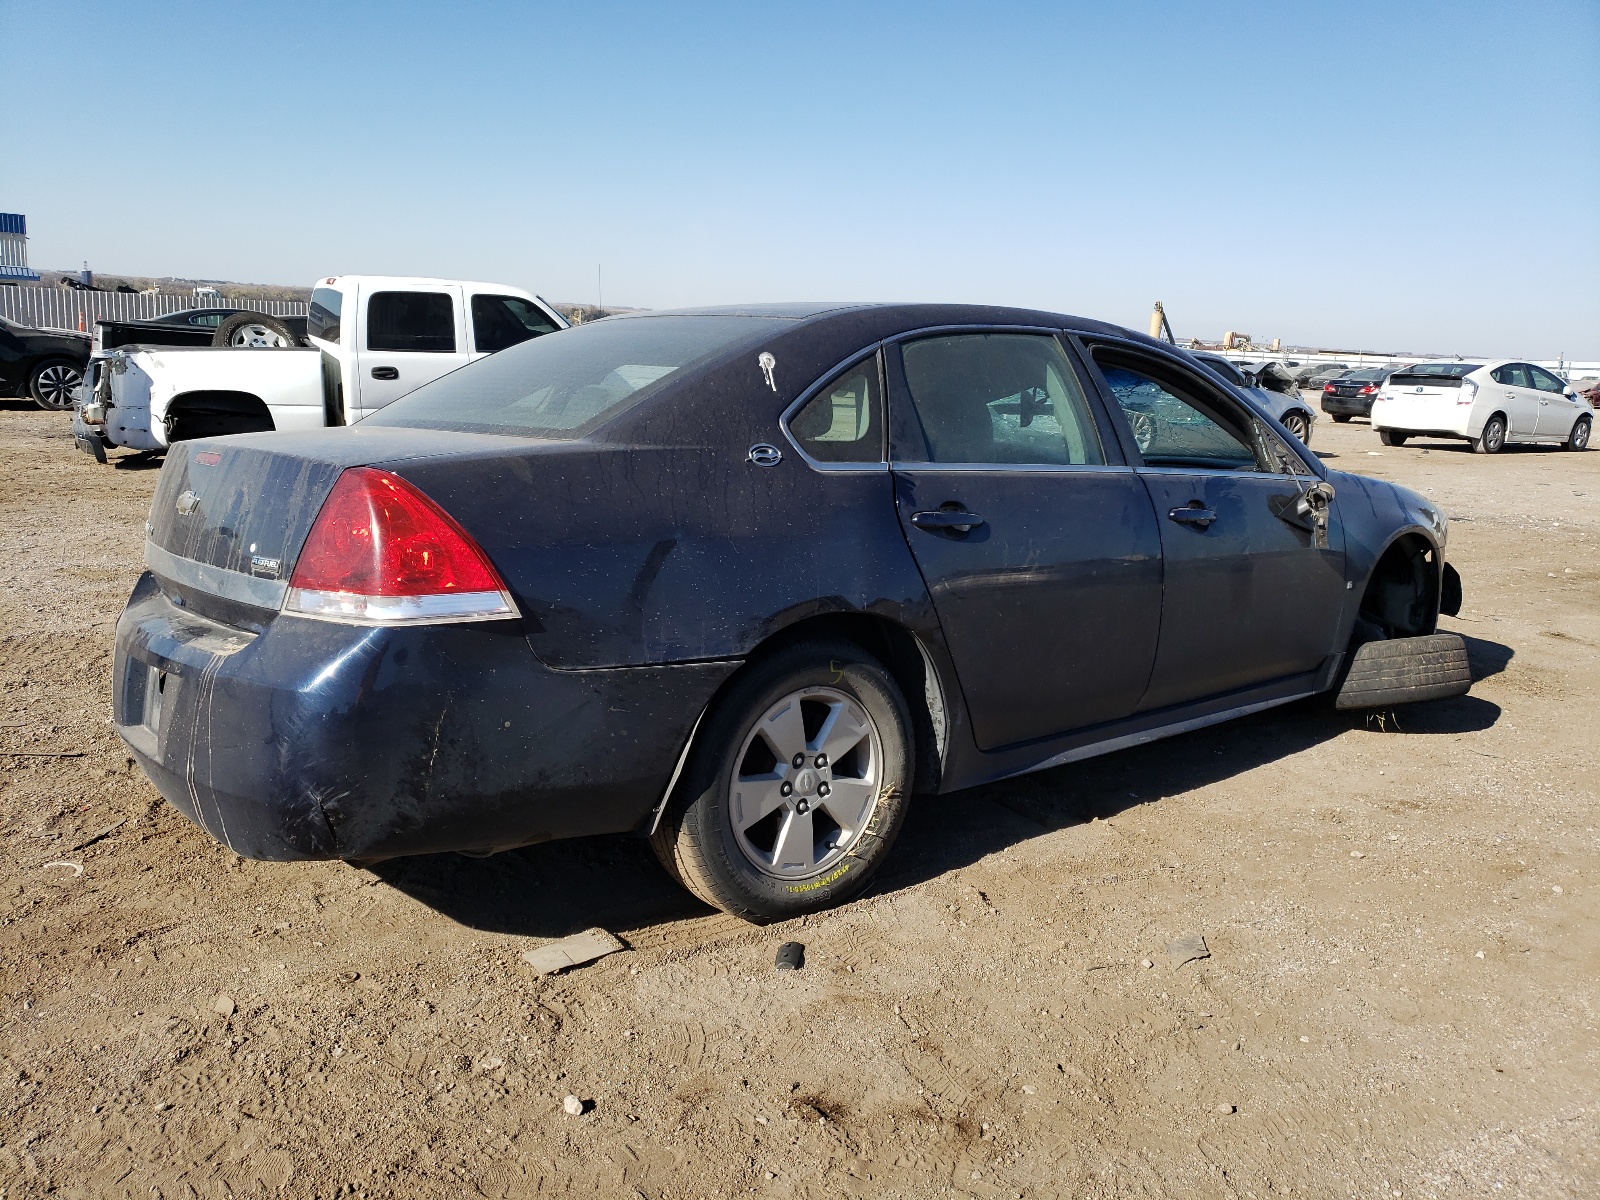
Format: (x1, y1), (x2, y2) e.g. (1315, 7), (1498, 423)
(733, 613), (947, 796)
(1358, 533), (1439, 640)
(165, 390), (275, 442)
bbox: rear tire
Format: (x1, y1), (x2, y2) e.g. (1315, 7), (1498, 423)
(1567, 417), (1591, 452)
(1378, 430), (1408, 446)
(1473, 414), (1506, 454)
(1331, 413), (1352, 424)
(29, 358), (83, 410)
(651, 640), (913, 923)
(213, 312), (297, 348)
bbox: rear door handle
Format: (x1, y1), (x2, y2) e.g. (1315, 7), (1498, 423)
(1168, 506), (1217, 528)
(371, 366), (399, 381)
(911, 509), (985, 533)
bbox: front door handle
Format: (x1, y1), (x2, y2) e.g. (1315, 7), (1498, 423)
(911, 509), (985, 534)
(1168, 506), (1217, 528)
(371, 366), (399, 381)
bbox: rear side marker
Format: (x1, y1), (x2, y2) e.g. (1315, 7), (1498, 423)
(283, 468), (518, 626)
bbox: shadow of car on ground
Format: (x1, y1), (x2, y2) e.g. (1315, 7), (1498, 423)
(371, 646), (1510, 941)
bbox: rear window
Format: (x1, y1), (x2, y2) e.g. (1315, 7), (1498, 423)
(1389, 363), (1480, 387)
(1393, 363), (1479, 379)
(366, 315), (792, 438)
(308, 288), (342, 344)
(1345, 368), (1390, 381)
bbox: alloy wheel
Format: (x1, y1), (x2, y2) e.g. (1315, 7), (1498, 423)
(728, 686), (883, 880)
(229, 323), (291, 348)
(35, 363), (81, 409)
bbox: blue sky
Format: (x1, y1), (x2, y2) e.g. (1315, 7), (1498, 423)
(5, 0), (1597, 357)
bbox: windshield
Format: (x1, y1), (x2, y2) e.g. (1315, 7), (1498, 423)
(365, 314), (792, 438)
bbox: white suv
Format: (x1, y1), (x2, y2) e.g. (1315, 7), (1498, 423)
(1371, 360), (1593, 453)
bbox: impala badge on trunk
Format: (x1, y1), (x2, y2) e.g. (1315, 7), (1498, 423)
(250, 555), (282, 579)
(176, 490), (201, 515)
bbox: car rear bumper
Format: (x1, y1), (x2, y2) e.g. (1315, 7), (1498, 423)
(1320, 393), (1372, 416)
(113, 571), (737, 861)
(1370, 399), (1474, 437)
(71, 407), (109, 462)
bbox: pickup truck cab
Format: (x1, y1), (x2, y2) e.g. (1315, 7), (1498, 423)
(73, 276), (565, 460)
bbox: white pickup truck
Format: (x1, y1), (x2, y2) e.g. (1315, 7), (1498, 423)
(72, 275), (566, 461)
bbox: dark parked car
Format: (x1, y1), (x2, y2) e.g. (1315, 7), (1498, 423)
(114, 303), (1469, 922)
(1321, 365), (1403, 422)
(95, 307), (308, 352)
(0, 315), (91, 409)
(1304, 364), (1352, 389)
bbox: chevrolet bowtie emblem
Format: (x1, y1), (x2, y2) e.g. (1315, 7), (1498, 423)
(176, 490), (201, 515)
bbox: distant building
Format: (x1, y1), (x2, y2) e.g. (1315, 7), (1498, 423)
(0, 214), (41, 283)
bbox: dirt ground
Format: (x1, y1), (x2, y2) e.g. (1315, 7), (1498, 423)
(2, 400), (1596, 1200)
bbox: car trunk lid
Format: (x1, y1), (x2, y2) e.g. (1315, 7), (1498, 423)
(143, 427), (540, 627)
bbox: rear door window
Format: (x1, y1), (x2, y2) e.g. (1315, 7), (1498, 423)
(897, 333), (1105, 466)
(366, 291), (456, 353)
(788, 354), (883, 463)
(471, 294), (562, 354)
(1492, 363), (1532, 388)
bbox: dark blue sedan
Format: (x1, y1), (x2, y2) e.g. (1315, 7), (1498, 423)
(113, 303), (1469, 921)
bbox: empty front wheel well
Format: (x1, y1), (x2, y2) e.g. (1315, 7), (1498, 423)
(164, 391), (275, 442)
(1358, 533), (1439, 639)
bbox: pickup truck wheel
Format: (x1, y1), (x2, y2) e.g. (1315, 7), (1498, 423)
(1378, 430), (1408, 447)
(213, 312), (297, 349)
(30, 359), (83, 410)
(1567, 417), (1591, 451)
(651, 640), (912, 923)
(1473, 414), (1506, 454)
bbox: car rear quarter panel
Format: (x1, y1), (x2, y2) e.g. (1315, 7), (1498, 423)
(388, 313), (953, 673)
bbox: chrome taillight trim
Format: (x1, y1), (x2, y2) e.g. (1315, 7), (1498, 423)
(282, 587), (519, 626)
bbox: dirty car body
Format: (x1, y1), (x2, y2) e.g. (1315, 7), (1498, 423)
(113, 303), (1466, 899)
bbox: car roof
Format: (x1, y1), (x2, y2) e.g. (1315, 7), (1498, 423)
(316, 275), (540, 296)
(599, 301), (1154, 345)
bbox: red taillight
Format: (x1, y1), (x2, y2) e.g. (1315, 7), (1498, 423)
(1359, 385), (1376, 395)
(1323, 383), (1336, 392)
(285, 468), (515, 625)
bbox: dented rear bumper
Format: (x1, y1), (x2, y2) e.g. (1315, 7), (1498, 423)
(113, 572), (736, 861)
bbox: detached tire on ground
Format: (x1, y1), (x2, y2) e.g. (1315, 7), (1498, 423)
(213, 312), (298, 348)
(1334, 633), (1472, 710)
(1378, 430), (1408, 447)
(651, 639), (913, 923)
(30, 358), (83, 410)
